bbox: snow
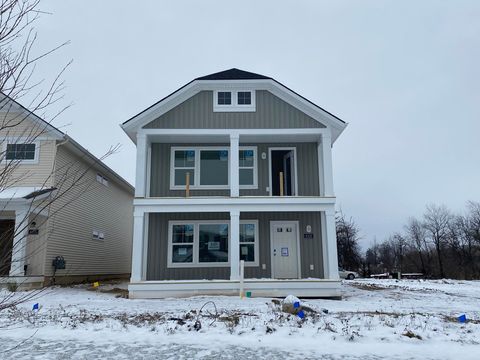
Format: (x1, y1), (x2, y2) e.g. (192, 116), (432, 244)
(0, 279), (479, 359)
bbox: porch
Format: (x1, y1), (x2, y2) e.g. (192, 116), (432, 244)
(128, 278), (341, 299)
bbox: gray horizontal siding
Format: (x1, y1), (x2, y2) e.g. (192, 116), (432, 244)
(146, 212), (323, 281)
(143, 90), (325, 129)
(149, 143), (320, 197)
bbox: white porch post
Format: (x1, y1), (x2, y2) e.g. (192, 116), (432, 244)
(320, 132), (334, 197)
(230, 133), (239, 197)
(230, 210), (240, 280)
(135, 133), (148, 198)
(131, 212), (146, 282)
(322, 208), (339, 280)
(9, 208), (29, 276)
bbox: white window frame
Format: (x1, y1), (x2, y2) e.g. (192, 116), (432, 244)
(239, 219), (259, 267)
(239, 146), (258, 189)
(213, 90), (256, 112)
(1, 140), (40, 164)
(167, 220), (259, 268)
(170, 146), (257, 190)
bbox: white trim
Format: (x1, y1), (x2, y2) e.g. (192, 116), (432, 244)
(142, 213), (149, 280)
(128, 278), (342, 299)
(229, 135), (239, 197)
(140, 127), (327, 137)
(321, 132), (334, 196)
(131, 213), (145, 282)
(268, 147), (298, 196)
(135, 133), (147, 197)
(213, 90), (256, 112)
(134, 197), (336, 214)
(269, 221), (301, 279)
(166, 219), (260, 269)
(145, 143), (152, 198)
(169, 146), (258, 190)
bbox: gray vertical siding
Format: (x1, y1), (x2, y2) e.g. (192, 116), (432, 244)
(143, 90), (325, 129)
(149, 143), (319, 197)
(146, 212), (324, 280)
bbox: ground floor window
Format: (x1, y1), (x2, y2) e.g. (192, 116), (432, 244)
(167, 220), (258, 267)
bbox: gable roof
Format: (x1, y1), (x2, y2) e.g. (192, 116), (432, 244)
(0, 92), (134, 194)
(121, 68), (347, 143)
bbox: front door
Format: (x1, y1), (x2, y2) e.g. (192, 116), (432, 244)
(0, 220), (15, 276)
(271, 222), (299, 279)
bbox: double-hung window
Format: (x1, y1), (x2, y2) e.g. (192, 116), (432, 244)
(171, 147), (257, 189)
(168, 220), (258, 267)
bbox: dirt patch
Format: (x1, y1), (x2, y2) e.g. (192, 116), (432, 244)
(350, 283), (387, 291)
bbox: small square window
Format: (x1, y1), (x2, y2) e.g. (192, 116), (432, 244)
(237, 92), (251, 105)
(217, 92), (231, 105)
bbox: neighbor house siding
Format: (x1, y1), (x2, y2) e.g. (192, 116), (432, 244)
(149, 143), (320, 197)
(43, 146), (133, 277)
(143, 90), (325, 129)
(146, 212), (324, 280)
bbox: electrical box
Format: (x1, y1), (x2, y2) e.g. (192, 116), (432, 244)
(52, 256), (66, 270)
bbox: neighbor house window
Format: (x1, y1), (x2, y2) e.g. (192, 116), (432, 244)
(92, 230), (105, 241)
(96, 173), (109, 186)
(237, 91), (251, 105)
(5, 143), (36, 161)
(217, 91), (231, 105)
(168, 220), (258, 267)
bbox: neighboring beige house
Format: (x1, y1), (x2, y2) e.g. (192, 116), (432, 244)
(0, 93), (134, 288)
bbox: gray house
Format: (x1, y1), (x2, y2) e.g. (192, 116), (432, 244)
(122, 69), (347, 298)
(0, 94), (134, 288)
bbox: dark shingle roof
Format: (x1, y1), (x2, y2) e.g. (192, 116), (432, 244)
(196, 68), (271, 81)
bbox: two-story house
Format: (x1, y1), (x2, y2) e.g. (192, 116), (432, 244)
(122, 69), (347, 298)
(0, 93), (134, 288)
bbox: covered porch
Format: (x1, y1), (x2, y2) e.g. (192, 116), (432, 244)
(129, 200), (341, 298)
(0, 187), (52, 284)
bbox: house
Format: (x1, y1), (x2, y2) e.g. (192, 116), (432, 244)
(122, 69), (347, 298)
(0, 94), (134, 288)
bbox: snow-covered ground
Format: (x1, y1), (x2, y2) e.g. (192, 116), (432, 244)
(0, 279), (479, 359)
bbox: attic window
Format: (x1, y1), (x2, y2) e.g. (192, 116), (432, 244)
(237, 92), (251, 105)
(213, 90), (256, 112)
(217, 92), (231, 105)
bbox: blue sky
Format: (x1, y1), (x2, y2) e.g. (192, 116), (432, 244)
(30, 0), (480, 249)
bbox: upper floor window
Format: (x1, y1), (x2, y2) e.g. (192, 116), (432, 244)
(213, 90), (256, 112)
(170, 146), (257, 190)
(6, 143), (36, 161)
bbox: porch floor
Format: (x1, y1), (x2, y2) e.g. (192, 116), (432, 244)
(128, 278), (342, 299)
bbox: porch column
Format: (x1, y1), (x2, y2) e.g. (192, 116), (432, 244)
(135, 133), (148, 198)
(230, 210), (240, 280)
(131, 212), (146, 282)
(9, 208), (29, 276)
(322, 208), (339, 279)
(230, 133), (240, 197)
(319, 132), (334, 197)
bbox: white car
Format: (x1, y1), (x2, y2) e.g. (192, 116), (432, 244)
(339, 268), (359, 280)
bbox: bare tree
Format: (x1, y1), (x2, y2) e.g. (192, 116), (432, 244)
(0, 0), (118, 319)
(336, 211), (362, 271)
(404, 217), (430, 275)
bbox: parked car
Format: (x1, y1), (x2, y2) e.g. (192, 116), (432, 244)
(339, 268), (359, 280)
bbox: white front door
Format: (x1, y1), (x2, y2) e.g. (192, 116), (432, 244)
(271, 222), (299, 279)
